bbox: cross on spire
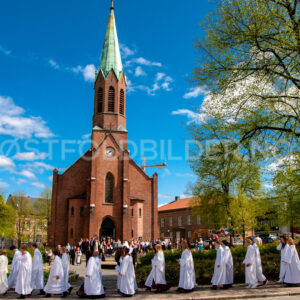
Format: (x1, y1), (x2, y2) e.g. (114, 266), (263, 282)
(111, 0), (114, 10)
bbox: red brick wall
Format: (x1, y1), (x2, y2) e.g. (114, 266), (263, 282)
(48, 151), (91, 246)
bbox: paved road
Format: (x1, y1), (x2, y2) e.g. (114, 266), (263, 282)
(4, 263), (300, 299)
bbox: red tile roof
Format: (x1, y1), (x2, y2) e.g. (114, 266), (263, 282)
(158, 197), (194, 211)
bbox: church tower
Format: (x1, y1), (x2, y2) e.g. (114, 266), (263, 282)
(92, 0), (127, 132)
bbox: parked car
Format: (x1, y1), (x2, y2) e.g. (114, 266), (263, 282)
(262, 237), (274, 244)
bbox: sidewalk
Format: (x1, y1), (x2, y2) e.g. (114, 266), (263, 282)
(4, 263), (300, 299)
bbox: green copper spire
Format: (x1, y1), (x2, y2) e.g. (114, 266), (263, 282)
(98, 2), (123, 80)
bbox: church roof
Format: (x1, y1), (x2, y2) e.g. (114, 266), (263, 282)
(98, 4), (123, 81)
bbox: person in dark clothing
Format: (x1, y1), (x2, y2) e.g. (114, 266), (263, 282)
(132, 248), (138, 266)
(114, 247), (122, 266)
(85, 250), (92, 266)
(70, 247), (76, 265)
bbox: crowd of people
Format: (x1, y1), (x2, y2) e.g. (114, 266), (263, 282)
(0, 235), (299, 298)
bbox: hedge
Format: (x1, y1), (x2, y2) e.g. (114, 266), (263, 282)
(135, 243), (300, 287)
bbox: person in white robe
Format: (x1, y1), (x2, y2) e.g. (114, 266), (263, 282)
(15, 246), (32, 299)
(222, 240), (233, 288)
(61, 248), (72, 294)
(283, 238), (300, 286)
(31, 243), (45, 295)
(44, 249), (68, 298)
(177, 240), (197, 293)
(7, 246), (21, 289)
(145, 244), (168, 292)
(253, 237), (267, 285)
(242, 238), (258, 289)
(277, 235), (289, 283)
(211, 239), (226, 289)
(119, 248), (136, 296)
(84, 251), (105, 298)
(0, 250), (8, 295)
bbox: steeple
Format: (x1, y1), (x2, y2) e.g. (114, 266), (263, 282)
(98, 1), (123, 81)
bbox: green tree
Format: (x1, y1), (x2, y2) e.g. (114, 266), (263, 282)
(192, 0), (299, 148)
(273, 153), (300, 238)
(7, 191), (32, 247)
(0, 193), (16, 240)
(33, 187), (52, 239)
(189, 123), (262, 237)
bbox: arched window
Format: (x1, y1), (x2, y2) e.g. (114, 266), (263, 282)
(70, 228), (74, 238)
(97, 88), (103, 113)
(108, 86), (115, 112)
(105, 173), (114, 203)
(80, 206), (84, 217)
(119, 89), (125, 115)
(71, 207), (74, 216)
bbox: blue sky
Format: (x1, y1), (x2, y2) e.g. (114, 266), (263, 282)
(0, 0), (216, 204)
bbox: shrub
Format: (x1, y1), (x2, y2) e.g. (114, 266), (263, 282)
(136, 244), (300, 287)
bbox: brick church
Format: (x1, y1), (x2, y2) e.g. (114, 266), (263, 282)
(48, 2), (159, 246)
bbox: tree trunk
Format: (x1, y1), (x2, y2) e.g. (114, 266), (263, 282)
(242, 224), (245, 246)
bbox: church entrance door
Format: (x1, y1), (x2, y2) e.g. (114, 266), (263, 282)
(100, 218), (115, 240)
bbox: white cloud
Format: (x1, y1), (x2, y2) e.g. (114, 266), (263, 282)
(32, 181), (46, 189)
(0, 45), (11, 56)
(0, 179), (9, 188)
(183, 86), (207, 99)
(19, 170), (36, 179)
(161, 168), (171, 178)
(17, 178), (27, 185)
(32, 162), (54, 171)
(81, 133), (91, 140)
(0, 96), (54, 138)
(158, 193), (174, 200)
(48, 59), (60, 69)
(0, 155), (15, 169)
(155, 72), (166, 82)
(120, 44), (135, 58)
(48, 175), (53, 182)
(134, 66), (146, 77)
(71, 64), (96, 82)
(13, 152), (48, 161)
(126, 57), (162, 67)
(264, 183), (274, 190)
(172, 109), (207, 124)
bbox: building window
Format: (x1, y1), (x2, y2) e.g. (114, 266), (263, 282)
(80, 206), (84, 217)
(139, 208), (142, 218)
(97, 87), (103, 113)
(187, 215), (192, 225)
(169, 231), (173, 238)
(197, 215), (201, 225)
(131, 208), (134, 217)
(70, 228), (74, 238)
(36, 235), (42, 242)
(71, 207), (74, 216)
(131, 230), (134, 238)
(105, 173), (114, 203)
(26, 221), (30, 230)
(176, 231), (181, 239)
(169, 217), (173, 226)
(108, 86), (115, 112)
(178, 216), (182, 226)
(188, 231), (192, 238)
(161, 232), (164, 238)
(161, 218), (165, 228)
(119, 89), (125, 115)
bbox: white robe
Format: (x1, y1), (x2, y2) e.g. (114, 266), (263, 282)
(277, 243), (289, 280)
(178, 249), (197, 290)
(15, 252), (32, 295)
(7, 249), (21, 289)
(84, 257), (105, 296)
(211, 245), (226, 285)
(253, 243), (266, 282)
(31, 248), (44, 290)
(116, 258), (122, 290)
(243, 245), (257, 285)
(44, 256), (65, 294)
(0, 255), (8, 294)
(145, 251), (167, 287)
(223, 246), (234, 285)
(119, 255), (136, 295)
(61, 253), (70, 291)
(284, 245), (300, 284)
